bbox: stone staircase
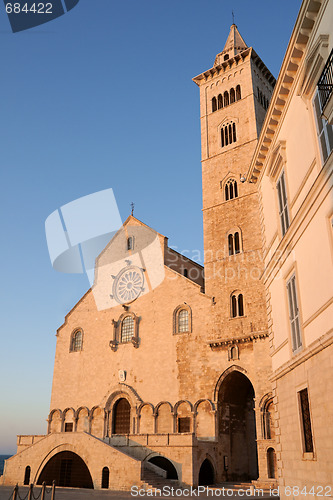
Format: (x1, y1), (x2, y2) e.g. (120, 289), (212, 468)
(142, 468), (180, 491)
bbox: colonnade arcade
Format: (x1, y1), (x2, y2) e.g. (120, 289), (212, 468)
(47, 370), (277, 481)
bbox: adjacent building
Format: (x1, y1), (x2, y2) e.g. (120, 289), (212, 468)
(248, 0), (333, 494)
(2, 0), (332, 493)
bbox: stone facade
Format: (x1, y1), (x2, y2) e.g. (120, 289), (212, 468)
(3, 2), (332, 492)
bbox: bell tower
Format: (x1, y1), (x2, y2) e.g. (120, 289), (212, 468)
(193, 26), (276, 340)
(193, 25), (277, 484)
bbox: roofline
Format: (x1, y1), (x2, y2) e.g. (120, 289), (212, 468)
(167, 247), (204, 269)
(192, 47), (276, 87)
(122, 214), (168, 240)
(247, 0), (324, 183)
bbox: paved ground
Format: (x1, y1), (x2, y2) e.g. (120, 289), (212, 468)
(0, 486), (277, 500)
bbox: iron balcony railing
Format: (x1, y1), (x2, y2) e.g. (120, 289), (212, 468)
(318, 48), (333, 111)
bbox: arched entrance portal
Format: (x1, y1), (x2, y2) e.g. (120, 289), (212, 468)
(37, 451), (93, 489)
(218, 371), (258, 482)
(148, 456), (178, 480)
(198, 459), (214, 486)
(113, 398), (131, 434)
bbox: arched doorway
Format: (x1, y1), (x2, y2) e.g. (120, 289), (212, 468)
(198, 459), (214, 486)
(24, 466), (31, 485)
(218, 371), (258, 481)
(148, 456), (178, 480)
(112, 398), (131, 434)
(101, 466), (109, 488)
(37, 451), (93, 488)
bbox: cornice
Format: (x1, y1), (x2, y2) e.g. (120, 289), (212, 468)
(192, 47), (276, 87)
(270, 328), (333, 382)
(247, 0), (324, 183)
(192, 48), (275, 87)
(193, 48), (251, 86)
(208, 331), (269, 348)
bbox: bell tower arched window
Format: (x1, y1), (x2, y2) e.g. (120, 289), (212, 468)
(236, 85), (241, 100)
(218, 94), (223, 109)
(230, 88), (235, 103)
(221, 122), (236, 148)
(228, 230), (241, 255)
(212, 97), (217, 112)
(231, 292), (244, 318)
(225, 178), (238, 201)
(224, 91), (229, 107)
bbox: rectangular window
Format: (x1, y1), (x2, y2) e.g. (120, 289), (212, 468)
(64, 423), (73, 432)
(286, 274), (302, 352)
(298, 389), (314, 453)
(178, 417), (191, 433)
(313, 91), (333, 164)
(277, 170), (290, 236)
(127, 237), (133, 251)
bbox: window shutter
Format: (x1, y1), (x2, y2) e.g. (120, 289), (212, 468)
(277, 171), (290, 236)
(287, 275), (302, 351)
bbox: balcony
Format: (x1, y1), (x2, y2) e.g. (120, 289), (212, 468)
(318, 48), (333, 123)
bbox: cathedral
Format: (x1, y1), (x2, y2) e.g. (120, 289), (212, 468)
(2, 0), (333, 494)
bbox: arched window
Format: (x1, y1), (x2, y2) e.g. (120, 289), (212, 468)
(233, 122), (237, 142)
(218, 94), (223, 109)
(121, 316), (134, 343)
(212, 97), (217, 112)
(231, 292), (244, 318)
(236, 85), (241, 100)
(127, 236), (134, 251)
(224, 91), (229, 107)
(228, 124), (232, 144)
(24, 466), (31, 486)
(71, 329), (83, 352)
(238, 294), (244, 316)
(221, 122), (236, 148)
(178, 310), (189, 332)
(229, 345), (239, 360)
(101, 467), (109, 489)
(173, 305), (192, 334)
(263, 400), (275, 439)
(234, 232), (240, 253)
(224, 54), (229, 61)
(228, 231), (241, 255)
(230, 88), (235, 103)
(224, 179), (238, 201)
(228, 234), (234, 256)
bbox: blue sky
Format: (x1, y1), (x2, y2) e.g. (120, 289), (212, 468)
(0, 0), (302, 453)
